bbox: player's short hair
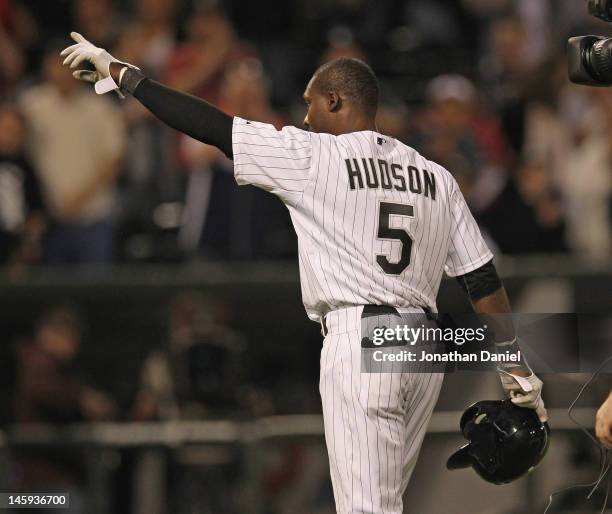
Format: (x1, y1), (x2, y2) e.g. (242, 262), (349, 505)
(312, 57), (379, 115)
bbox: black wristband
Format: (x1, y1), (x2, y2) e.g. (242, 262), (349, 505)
(120, 67), (146, 95)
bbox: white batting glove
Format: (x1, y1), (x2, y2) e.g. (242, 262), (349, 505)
(60, 32), (137, 95)
(498, 369), (548, 422)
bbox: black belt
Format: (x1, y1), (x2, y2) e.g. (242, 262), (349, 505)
(362, 305), (399, 316)
(320, 305), (435, 337)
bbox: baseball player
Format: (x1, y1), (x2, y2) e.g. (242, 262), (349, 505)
(60, 33), (547, 513)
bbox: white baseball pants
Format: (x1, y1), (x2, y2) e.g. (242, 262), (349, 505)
(319, 306), (444, 514)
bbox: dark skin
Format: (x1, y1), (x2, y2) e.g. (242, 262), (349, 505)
(472, 285), (511, 315)
(109, 63), (534, 380)
(302, 75), (377, 135)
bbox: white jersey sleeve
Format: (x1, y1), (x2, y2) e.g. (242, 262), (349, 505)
(232, 116), (313, 204)
(444, 179), (493, 277)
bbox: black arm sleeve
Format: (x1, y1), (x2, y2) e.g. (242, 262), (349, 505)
(456, 259), (502, 302)
(123, 68), (234, 159)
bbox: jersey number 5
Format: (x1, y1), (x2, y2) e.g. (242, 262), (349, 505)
(376, 202), (414, 275)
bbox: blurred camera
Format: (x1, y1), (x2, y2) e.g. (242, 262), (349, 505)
(568, 0), (612, 86)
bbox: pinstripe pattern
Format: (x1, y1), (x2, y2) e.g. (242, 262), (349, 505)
(320, 306), (444, 514)
(232, 117), (493, 322)
(232, 116), (490, 513)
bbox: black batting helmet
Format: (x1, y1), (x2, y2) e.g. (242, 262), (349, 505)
(446, 399), (549, 485)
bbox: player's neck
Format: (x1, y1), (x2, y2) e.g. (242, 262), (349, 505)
(339, 115), (377, 134)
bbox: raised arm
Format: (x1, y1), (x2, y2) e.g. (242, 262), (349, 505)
(112, 63), (233, 158)
(60, 31), (316, 209)
(60, 32), (234, 158)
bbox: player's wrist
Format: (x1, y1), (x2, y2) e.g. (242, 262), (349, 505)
(104, 62), (145, 97)
(109, 61), (125, 84)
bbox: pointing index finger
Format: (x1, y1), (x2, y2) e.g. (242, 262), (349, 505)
(70, 32), (86, 43)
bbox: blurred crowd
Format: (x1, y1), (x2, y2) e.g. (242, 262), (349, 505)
(2, 292), (332, 514)
(1, 0), (612, 273)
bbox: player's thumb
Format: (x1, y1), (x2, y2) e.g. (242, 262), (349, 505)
(73, 70), (98, 83)
(510, 393), (533, 405)
(536, 402), (548, 423)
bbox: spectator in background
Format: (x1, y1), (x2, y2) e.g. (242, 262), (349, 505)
(0, 0), (41, 88)
(466, 0), (551, 67)
(521, 57), (570, 184)
(0, 103), (46, 274)
(515, 0), (552, 66)
(113, 0), (179, 262)
(178, 58), (293, 259)
(20, 43), (125, 266)
(480, 17), (535, 154)
(131, 291), (248, 421)
(12, 305), (116, 510)
(421, 74), (510, 169)
(13, 305), (116, 423)
(558, 86), (612, 260)
(218, 59), (285, 127)
(416, 74), (481, 169)
(115, 0), (176, 78)
(0, 28), (23, 94)
(0, 1), (30, 96)
(162, 9), (255, 259)
(414, 74), (510, 214)
(164, 7), (253, 100)
(72, 0), (123, 50)
(479, 160), (567, 254)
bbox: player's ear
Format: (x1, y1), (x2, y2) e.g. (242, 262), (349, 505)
(328, 91), (341, 112)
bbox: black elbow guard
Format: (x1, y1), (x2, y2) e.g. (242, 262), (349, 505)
(456, 260), (502, 301)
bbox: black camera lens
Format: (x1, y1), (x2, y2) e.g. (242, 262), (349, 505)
(585, 37), (612, 82)
(569, 0), (612, 86)
(568, 36), (612, 86)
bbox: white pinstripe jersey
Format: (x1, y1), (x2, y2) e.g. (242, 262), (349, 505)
(232, 116), (493, 322)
